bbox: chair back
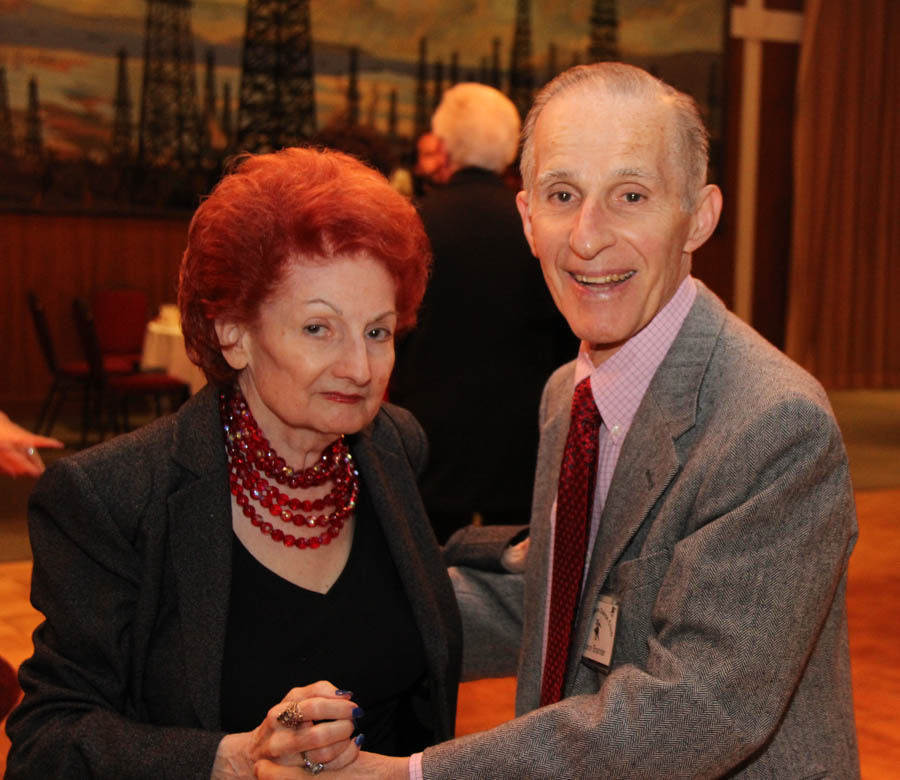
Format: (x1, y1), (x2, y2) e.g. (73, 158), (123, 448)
(92, 288), (149, 356)
(72, 297), (107, 383)
(27, 290), (60, 375)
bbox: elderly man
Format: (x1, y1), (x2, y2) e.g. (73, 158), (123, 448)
(392, 83), (571, 543)
(329, 62), (859, 780)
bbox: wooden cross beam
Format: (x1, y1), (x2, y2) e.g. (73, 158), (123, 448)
(730, 0), (804, 322)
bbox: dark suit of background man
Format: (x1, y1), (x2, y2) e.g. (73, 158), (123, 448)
(392, 83), (573, 544)
(340, 62), (859, 779)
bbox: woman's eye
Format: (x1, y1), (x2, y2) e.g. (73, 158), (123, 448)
(303, 324), (325, 335)
(367, 327), (392, 341)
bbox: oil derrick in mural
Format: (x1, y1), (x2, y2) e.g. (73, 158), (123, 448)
(222, 82), (234, 150)
(544, 43), (558, 85)
(137, 0), (202, 166)
(0, 65), (14, 156)
(388, 89), (398, 139)
(449, 52), (459, 86)
(346, 46), (360, 126)
(509, 0), (534, 117)
(490, 38), (502, 89)
(238, 0), (316, 152)
(431, 59), (444, 113)
(25, 77), (43, 160)
(200, 48), (216, 158)
(414, 37), (428, 139)
(138, 0), (202, 167)
(589, 0), (619, 62)
(111, 48), (133, 161)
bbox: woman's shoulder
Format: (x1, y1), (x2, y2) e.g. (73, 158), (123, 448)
(37, 388), (221, 514)
(365, 403), (428, 472)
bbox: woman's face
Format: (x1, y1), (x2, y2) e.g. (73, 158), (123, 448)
(217, 254), (398, 458)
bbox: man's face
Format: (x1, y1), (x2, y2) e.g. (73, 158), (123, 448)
(517, 87), (717, 365)
(415, 132), (448, 182)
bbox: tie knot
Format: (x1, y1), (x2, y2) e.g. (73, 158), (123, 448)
(571, 377), (601, 427)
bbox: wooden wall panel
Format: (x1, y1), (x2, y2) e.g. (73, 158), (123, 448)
(1, 214), (190, 403)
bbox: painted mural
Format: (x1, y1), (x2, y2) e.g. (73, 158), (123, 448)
(0, 0), (726, 214)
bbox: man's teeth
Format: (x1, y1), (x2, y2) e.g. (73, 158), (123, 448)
(574, 270), (636, 284)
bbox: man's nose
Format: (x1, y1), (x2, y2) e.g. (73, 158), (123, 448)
(569, 201), (615, 260)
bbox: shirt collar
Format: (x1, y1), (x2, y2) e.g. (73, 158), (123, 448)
(574, 275), (697, 437)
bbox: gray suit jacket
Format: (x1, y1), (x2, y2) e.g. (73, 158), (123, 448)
(7, 387), (462, 779)
(428, 282), (859, 778)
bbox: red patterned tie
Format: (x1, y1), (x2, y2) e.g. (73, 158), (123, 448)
(541, 376), (601, 706)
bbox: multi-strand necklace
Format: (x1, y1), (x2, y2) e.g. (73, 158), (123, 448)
(220, 386), (359, 550)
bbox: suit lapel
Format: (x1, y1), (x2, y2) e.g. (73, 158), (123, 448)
(165, 387), (233, 729)
(518, 367), (576, 712)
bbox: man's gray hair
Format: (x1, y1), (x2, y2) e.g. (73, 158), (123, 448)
(520, 62), (710, 210)
(432, 83), (521, 174)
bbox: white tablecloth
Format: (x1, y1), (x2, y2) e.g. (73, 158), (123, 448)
(140, 319), (206, 394)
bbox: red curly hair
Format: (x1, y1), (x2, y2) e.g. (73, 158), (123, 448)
(178, 147), (432, 385)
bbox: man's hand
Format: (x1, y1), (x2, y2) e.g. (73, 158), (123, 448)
(501, 537), (530, 573)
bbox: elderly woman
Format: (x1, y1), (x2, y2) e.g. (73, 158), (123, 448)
(6, 148), (461, 779)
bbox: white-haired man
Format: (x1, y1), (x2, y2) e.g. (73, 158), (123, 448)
(392, 83), (572, 544)
(329, 63), (859, 780)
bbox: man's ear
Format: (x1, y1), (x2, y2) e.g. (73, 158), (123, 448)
(516, 190), (538, 257)
(683, 183), (723, 254)
(214, 319), (249, 371)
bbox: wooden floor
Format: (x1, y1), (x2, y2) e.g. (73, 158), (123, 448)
(2, 489), (898, 776)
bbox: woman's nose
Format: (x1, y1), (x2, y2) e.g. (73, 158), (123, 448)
(333, 338), (372, 385)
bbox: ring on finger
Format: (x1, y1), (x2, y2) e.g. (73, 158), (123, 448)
(302, 753), (325, 775)
(276, 701), (304, 729)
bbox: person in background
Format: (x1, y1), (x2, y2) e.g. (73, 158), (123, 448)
(0, 411), (62, 478)
(411, 131), (450, 195)
(6, 147), (461, 779)
(337, 61), (859, 779)
(392, 83), (574, 543)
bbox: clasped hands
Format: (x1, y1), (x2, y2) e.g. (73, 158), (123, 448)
(212, 681), (368, 779)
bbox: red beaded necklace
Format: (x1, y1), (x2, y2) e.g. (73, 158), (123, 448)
(220, 386), (359, 550)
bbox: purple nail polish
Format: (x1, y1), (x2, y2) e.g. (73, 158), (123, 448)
(335, 689), (353, 697)
(354, 733), (365, 748)
(352, 706), (365, 720)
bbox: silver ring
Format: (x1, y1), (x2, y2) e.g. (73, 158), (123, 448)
(276, 702), (304, 729)
(26, 446), (36, 457)
(302, 754), (325, 775)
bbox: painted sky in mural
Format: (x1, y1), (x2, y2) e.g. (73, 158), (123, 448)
(0, 0), (724, 158)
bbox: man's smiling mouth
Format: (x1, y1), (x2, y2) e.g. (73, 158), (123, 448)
(572, 270), (636, 286)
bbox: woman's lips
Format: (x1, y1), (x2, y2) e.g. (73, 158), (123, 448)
(323, 392), (365, 404)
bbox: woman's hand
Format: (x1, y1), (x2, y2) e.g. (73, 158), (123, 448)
(211, 681), (362, 779)
(288, 751), (408, 779)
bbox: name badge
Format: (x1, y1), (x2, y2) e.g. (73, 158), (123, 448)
(581, 594), (619, 673)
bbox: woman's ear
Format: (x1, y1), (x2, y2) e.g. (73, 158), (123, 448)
(683, 184), (723, 254)
(214, 319), (250, 371)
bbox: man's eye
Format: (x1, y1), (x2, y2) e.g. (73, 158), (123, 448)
(551, 191), (573, 203)
(303, 324), (324, 335)
(623, 192), (644, 203)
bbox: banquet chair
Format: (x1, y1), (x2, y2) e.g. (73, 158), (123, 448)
(91, 287), (149, 369)
(27, 290), (93, 439)
(72, 297), (190, 445)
